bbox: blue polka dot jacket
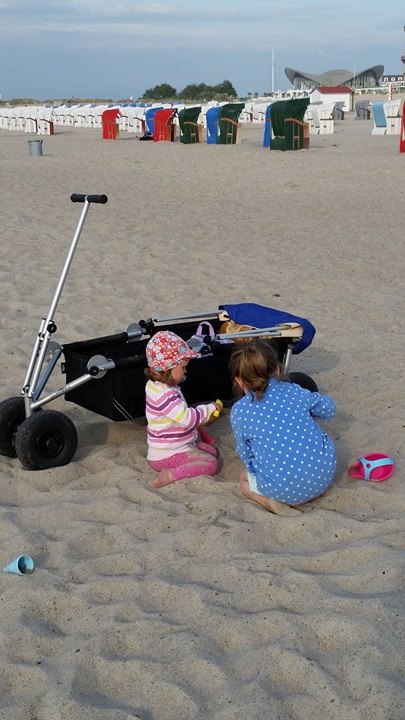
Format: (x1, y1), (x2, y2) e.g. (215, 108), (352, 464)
(230, 378), (337, 504)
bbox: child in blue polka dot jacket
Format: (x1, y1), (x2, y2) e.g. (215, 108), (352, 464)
(229, 340), (337, 516)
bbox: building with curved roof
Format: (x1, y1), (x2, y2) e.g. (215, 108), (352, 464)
(285, 66), (384, 91)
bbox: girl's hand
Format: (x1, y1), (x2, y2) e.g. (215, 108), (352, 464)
(213, 399), (223, 418)
(204, 400), (223, 426)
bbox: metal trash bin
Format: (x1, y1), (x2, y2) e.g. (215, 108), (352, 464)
(28, 139), (43, 157)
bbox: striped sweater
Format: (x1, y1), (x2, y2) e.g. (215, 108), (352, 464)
(145, 380), (216, 461)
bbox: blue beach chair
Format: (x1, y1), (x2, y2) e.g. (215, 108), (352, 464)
(263, 104), (272, 147)
(145, 107), (163, 136)
(206, 106), (222, 144)
(371, 102), (387, 135)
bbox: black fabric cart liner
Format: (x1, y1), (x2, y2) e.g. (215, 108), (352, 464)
(62, 317), (289, 422)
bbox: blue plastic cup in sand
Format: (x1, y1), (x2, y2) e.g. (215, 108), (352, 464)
(2, 554), (35, 576)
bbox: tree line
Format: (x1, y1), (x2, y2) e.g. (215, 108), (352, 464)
(0, 79), (238, 106)
(141, 80), (237, 102)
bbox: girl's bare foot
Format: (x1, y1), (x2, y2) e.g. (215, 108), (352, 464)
(240, 473), (301, 516)
(150, 468), (175, 488)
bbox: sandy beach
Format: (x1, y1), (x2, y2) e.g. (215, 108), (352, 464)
(0, 116), (404, 720)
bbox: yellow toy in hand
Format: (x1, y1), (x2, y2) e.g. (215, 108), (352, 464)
(211, 399), (223, 420)
(203, 400), (223, 426)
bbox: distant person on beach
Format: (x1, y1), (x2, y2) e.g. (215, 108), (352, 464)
(145, 331), (222, 488)
(229, 340), (337, 516)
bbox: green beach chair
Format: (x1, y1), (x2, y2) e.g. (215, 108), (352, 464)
(178, 106), (203, 144)
(270, 98), (310, 151)
(218, 103), (245, 144)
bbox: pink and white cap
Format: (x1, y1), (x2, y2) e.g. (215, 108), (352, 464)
(146, 330), (198, 372)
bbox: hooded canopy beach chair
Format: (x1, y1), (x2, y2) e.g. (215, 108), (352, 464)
(218, 103), (245, 144)
(153, 108), (177, 142)
(206, 106), (222, 144)
(206, 104), (245, 144)
(101, 108), (121, 140)
(334, 101), (345, 120)
(178, 106), (203, 143)
(355, 101), (371, 119)
(269, 98), (310, 151)
(371, 102), (387, 135)
(144, 107), (163, 136)
(384, 99), (403, 135)
(304, 104), (320, 135)
(263, 104), (272, 147)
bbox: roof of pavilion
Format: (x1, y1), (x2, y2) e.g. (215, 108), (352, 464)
(284, 66), (384, 86)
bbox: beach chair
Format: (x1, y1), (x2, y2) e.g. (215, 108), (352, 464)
(384, 99), (403, 135)
(144, 107), (163, 136)
(178, 106), (203, 143)
(206, 106), (222, 144)
(304, 104), (320, 135)
(153, 108), (177, 142)
(334, 102), (345, 120)
(355, 101), (371, 119)
(269, 98), (310, 150)
(400, 104), (405, 153)
(263, 104), (272, 147)
(0, 195), (318, 470)
(101, 108), (121, 140)
(240, 106), (254, 123)
(318, 102), (335, 135)
(218, 103), (245, 144)
(371, 102), (387, 135)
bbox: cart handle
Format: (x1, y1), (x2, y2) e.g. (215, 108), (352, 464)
(70, 194), (108, 204)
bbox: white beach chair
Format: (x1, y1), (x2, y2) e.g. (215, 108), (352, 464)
(254, 103), (269, 123)
(240, 105), (254, 123)
(318, 102), (335, 134)
(37, 107), (55, 135)
(384, 99), (403, 135)
(25, 116), (39, 134)
(304, 104), (320, 134)
(16, 114), (26, 131)
(8, 109), (19, 131)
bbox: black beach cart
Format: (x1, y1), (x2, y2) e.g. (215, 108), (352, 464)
(0, 194), (317, 470)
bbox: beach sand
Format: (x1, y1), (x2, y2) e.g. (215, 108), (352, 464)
(0, 117), (404, 720)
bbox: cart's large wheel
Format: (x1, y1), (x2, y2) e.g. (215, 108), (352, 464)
(283, 372), (318, 393)
(0, 397), (28, 457)
(15, 410), (78, 470)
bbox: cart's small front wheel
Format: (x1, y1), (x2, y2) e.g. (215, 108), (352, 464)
(0, 397), (27, 457)
(283, 372), (318, 393)
(15, 410), (78, 470)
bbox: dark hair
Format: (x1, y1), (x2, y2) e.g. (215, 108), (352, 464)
(229, 340), (280, 400)
(144, 367), (176, 386)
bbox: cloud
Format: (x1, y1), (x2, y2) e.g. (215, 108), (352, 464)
(0, 0), (341, 33)
(0, 5), (400, 100)
(0, 0), (346, 50)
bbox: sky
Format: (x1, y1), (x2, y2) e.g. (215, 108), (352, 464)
(0, 0), (404, 100)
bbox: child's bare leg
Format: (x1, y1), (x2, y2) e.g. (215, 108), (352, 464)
(240, 470), (301, 517)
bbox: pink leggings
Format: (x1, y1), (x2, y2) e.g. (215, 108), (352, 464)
(149, 441), (220, 482)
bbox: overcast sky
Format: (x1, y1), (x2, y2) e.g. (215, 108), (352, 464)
(0, 0), (404, 100)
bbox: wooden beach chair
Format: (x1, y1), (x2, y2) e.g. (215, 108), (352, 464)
(269, 98), (310, 151)
(218, 103), (245, 144)
(178, 106), (204, 143)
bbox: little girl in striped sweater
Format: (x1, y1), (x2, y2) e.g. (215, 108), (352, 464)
(145, 330), (222, 488)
